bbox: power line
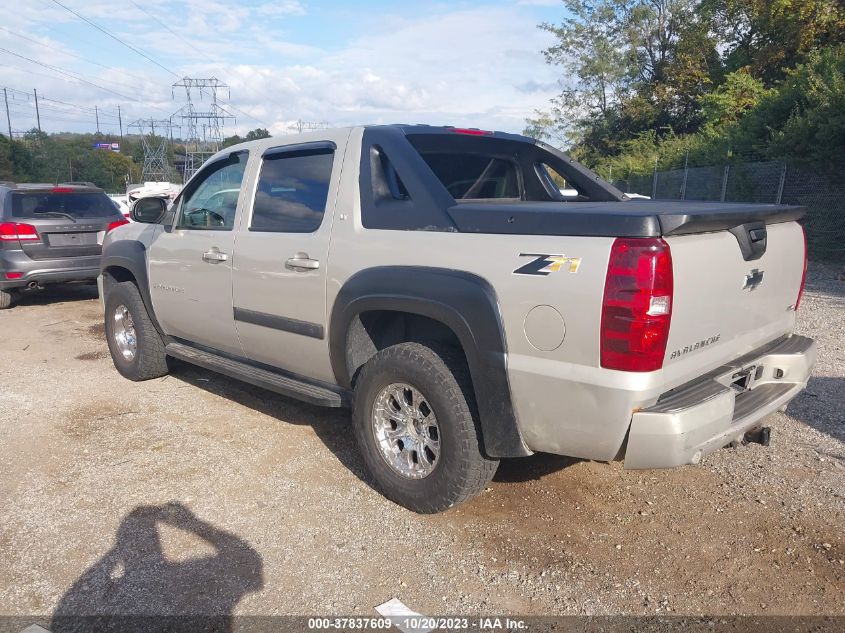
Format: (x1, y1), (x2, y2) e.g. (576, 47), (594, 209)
(50, 0), (179, 78)
(52, 1), (271, 130)
(126, 0), (213, 61)
(0, 47), (148, 104)
(5, 90), (122, 120)
(124, 4), (269, 128)
(0, 25), (156, 89)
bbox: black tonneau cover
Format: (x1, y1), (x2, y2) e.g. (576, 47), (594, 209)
(447, 199), (805, 238)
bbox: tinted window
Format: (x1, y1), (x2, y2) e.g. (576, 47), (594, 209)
(10, 192), (121, 219)
(176, 152), (248, 230)
(250, 149), (334, 233)
(415, 153), (519, 200)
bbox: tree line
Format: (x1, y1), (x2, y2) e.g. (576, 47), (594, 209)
(0, 128), (271, 191)
(525, 0), (845, 176)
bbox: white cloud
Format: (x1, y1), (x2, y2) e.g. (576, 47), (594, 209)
(0, 2), (562, 137)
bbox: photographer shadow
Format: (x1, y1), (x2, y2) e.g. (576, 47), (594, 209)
(51, 502), (264, 633)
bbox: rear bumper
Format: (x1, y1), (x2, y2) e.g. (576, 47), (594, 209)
(624, 335), (816, 469)
(0, 250), (100, 289)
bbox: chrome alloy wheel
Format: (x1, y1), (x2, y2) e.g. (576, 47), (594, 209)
(112, 304), (137, 361)
(372, 382), (441, 479)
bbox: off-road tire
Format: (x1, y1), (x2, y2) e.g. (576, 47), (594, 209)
(104, 280), (169, 381)
(0, 288), (14, 309)
(352, 342), (499, 513)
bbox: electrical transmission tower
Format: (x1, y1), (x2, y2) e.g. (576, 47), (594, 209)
(128, 118), (174, 182)
(172, 77), (235, 180)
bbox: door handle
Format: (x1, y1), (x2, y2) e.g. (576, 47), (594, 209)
(202, 248), (228, 264)
(286, 252), (320, 271)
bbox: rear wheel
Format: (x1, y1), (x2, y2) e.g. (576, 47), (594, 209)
(352, 342), (499, 513)
(104, 280), (169, 380)
(0, 288), (15, 310)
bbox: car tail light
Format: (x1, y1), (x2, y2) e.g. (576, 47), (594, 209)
(795, 225), (808, 310)
(600, 238), (673, 372)
(0, 222), (40, 242)
(5, 272), (23, 279)
(107, 218), (129, 233)
(51, 187), (74, 193)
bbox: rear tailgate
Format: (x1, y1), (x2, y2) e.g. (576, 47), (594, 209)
(662, 219), (805, 385)
(22, 219), (106, 259)
(8, 190), (121, 260)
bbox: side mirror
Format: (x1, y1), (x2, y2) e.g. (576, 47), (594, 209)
(131, 197), (168, 224)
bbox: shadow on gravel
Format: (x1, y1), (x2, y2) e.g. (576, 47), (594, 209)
(171, 362), (373, 485)
(51, 502), (263, 633)
(495, 453), (582, 482)
(11, 282), (99, 307)
(786, 376), (845, 442)
(168, 362), (579, 491)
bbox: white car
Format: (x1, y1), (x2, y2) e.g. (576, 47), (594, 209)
(108, 195), (131, 221)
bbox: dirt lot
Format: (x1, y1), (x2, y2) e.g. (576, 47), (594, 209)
(0, 264), (843, 620)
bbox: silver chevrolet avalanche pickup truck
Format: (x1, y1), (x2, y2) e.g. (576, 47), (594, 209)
(99, 125), (816, 513)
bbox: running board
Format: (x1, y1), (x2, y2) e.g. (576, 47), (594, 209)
(165, 342), (346, 408)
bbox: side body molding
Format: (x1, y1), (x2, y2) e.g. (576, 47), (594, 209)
(100, 239), (162, 332)
(329, 266), (531, 458)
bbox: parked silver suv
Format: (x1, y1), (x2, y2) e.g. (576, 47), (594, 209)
(0, 182), (127, 308)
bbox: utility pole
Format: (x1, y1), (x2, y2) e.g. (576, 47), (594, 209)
(95, 105), (100, 134)
(117, 105), (123, 141)
(3, 88), (11, 138)
(33, 88), (42, 133)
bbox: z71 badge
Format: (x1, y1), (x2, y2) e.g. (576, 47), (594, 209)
(514, 253), (582, 276)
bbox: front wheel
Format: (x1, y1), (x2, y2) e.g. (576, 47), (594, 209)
(352, 342), (499, 513)
(104, 280), (169, 381)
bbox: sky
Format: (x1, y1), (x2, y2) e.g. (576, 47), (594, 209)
(0, 0), (566, 139)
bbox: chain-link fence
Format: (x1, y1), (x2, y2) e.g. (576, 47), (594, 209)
(611, 160), (844, 261)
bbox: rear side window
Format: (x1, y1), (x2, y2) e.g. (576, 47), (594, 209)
(250, 148), (334, 233)
(538, 163), (582, 198)
(415, 153), (519, 200)
(9, 192), (120, 219)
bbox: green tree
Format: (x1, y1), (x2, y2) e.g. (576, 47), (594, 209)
(222, 128), (271, 148)
(700, 68), (769, 126)
(703, 0), (845, 84)
(535, 1), (716, 156)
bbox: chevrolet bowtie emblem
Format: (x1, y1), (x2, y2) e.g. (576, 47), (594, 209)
(743, 269), (764, 291)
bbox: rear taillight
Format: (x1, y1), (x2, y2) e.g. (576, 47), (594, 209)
(107, 218), (130, 233)
(795, 225), (808, 311)
(600, 238), (673, 372)
(0, 222), (40, 242)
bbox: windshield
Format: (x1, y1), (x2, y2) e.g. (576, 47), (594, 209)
(10, 192), (121, 219)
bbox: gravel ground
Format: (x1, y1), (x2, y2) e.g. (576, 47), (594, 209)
(0, 264), (843, 621)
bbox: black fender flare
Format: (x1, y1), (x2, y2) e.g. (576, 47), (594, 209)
(100, 239), (163, 333)
(329, 266), (530, 458)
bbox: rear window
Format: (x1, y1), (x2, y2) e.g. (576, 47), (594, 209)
(9, 192), (121, 219)
(413, 153), (519, 200)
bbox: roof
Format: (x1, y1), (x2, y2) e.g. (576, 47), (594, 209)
(0, 182), (104, 192)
